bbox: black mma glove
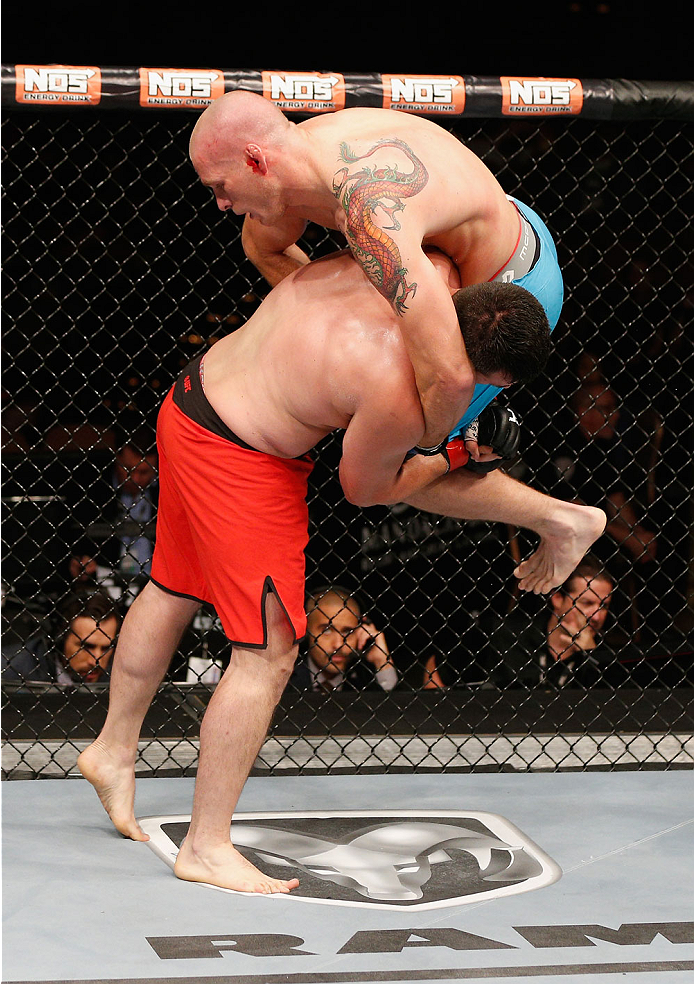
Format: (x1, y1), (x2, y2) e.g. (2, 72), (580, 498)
(463, 404), (521, 474)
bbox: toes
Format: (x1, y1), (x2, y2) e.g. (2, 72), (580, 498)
(110, 814), (149, 841)
(518, 572), (539, 592)
(266, 878), (298, 894)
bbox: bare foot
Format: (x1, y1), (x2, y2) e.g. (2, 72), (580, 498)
(175, 839), (299, 894)
(515, 503), (606, 594)
(77, 740), (149, 841)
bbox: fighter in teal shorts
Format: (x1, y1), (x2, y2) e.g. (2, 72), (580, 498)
(448, 197), (563, 438)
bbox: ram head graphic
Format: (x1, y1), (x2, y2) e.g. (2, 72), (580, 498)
(229, 821), (544, 901)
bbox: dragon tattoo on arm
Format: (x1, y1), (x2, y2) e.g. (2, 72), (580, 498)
(332, 137), (428, 315)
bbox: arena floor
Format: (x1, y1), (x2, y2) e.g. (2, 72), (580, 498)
(3, 770), (693, 984)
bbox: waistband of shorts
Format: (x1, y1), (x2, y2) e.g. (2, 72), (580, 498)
(489, 198), (541, 283)
(172, 353), (260, 451)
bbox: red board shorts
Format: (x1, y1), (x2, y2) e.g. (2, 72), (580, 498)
(150, 355), (314, 648)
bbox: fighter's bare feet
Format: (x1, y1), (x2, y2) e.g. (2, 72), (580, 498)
(174, 840), (299, 894)
(77, 740), (149, 841)
(515, 502), (606, 594)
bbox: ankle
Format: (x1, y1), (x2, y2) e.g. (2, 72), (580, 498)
(531, 499), (573, 539)
(84, 736), (138, 769)
(179, 832), (231, 861)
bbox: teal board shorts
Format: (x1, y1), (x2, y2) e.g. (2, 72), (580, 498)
(448, 197), (563, 439)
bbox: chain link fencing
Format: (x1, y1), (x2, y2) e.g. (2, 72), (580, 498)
(2, 102), (693, 778)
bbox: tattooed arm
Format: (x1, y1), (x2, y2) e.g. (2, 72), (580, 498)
(333, 137), (475, 446)
(242, 213), (310, 287)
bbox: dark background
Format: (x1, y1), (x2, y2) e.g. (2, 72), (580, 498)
(2, 1), (691, 81)
(2, 0), (692, 770)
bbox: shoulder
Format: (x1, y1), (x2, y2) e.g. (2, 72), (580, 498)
(300, 107), (402, 133)
(304, 108), (449, 159)
(491, 612), (546, 652)
(1, 635), (53, 682)
(327, 304), (419, 415)
(348, 347), (422, 434)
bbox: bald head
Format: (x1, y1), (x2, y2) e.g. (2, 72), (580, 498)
(189, 90), (290, 168)
(189, 90), (294, 222)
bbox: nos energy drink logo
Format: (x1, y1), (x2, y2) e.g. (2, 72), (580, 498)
(139, 69), (225, 108)
(15, 66), (102, 105)
(382, 75), (466, 115)
(501, 77), (583, 115)
(262, 72), (346, 112)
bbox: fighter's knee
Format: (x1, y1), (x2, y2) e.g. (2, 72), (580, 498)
(262, 647), (298, 701)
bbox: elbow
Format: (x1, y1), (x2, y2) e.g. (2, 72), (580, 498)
(449, 364), (475, 397)
(429, 364), (474, 402)
(342, 481), (390, 509)
(344, 488), (380, 509)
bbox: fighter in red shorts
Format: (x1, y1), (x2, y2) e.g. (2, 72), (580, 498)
(79, 249), (605, 895)
(151, 358), (313, 647)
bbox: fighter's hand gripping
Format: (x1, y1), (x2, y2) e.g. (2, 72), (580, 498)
(412, 437), (470, 473)
(463, 404), (521, 474)
(412, 403), (520, 476)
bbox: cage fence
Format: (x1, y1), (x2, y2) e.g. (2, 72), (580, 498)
(2, 77), (693, 778)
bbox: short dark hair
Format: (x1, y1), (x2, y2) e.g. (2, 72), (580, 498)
(57, 592), (121, 640)
(452, 282), (551, 384)
(558, 555), (613, 597)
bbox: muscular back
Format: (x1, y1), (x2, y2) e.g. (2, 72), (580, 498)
(201, 251), (423, 458)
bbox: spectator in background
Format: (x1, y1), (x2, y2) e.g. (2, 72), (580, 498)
(45, 536), (105, 603)
(53, 592), (121, 685)
(289, 585), (398, 692)
(2, 591), (120, 685)
(38, 416), (158, 599)
(1, 586), (51, 683)
(109, 423), (158, 580)
(67, 539), (100, 592)
(567, 382), (657, 567)
(423, 556), (618, 690)
(530, 375), (675, 643)
(575, 350), (605, 386)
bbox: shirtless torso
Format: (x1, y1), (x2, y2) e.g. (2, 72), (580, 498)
(202, 249), (464, 506)
(203, 249), (418, 455)
(190, 96), (526, 447)
(266, 109), (520, 288)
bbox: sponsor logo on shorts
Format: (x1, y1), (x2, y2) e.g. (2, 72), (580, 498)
(15, 65), (102, 105)
(261, 72), (346, 112)
(501, 77), (583, 115)
(138, 69), (225, 108)
(382, 75), (466, 114)
(139, 809), (561, 910)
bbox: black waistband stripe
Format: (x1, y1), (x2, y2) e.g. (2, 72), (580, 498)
(172, 355), (258, 451)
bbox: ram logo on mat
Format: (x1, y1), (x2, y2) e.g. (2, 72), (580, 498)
(139, 809), (561, 910)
